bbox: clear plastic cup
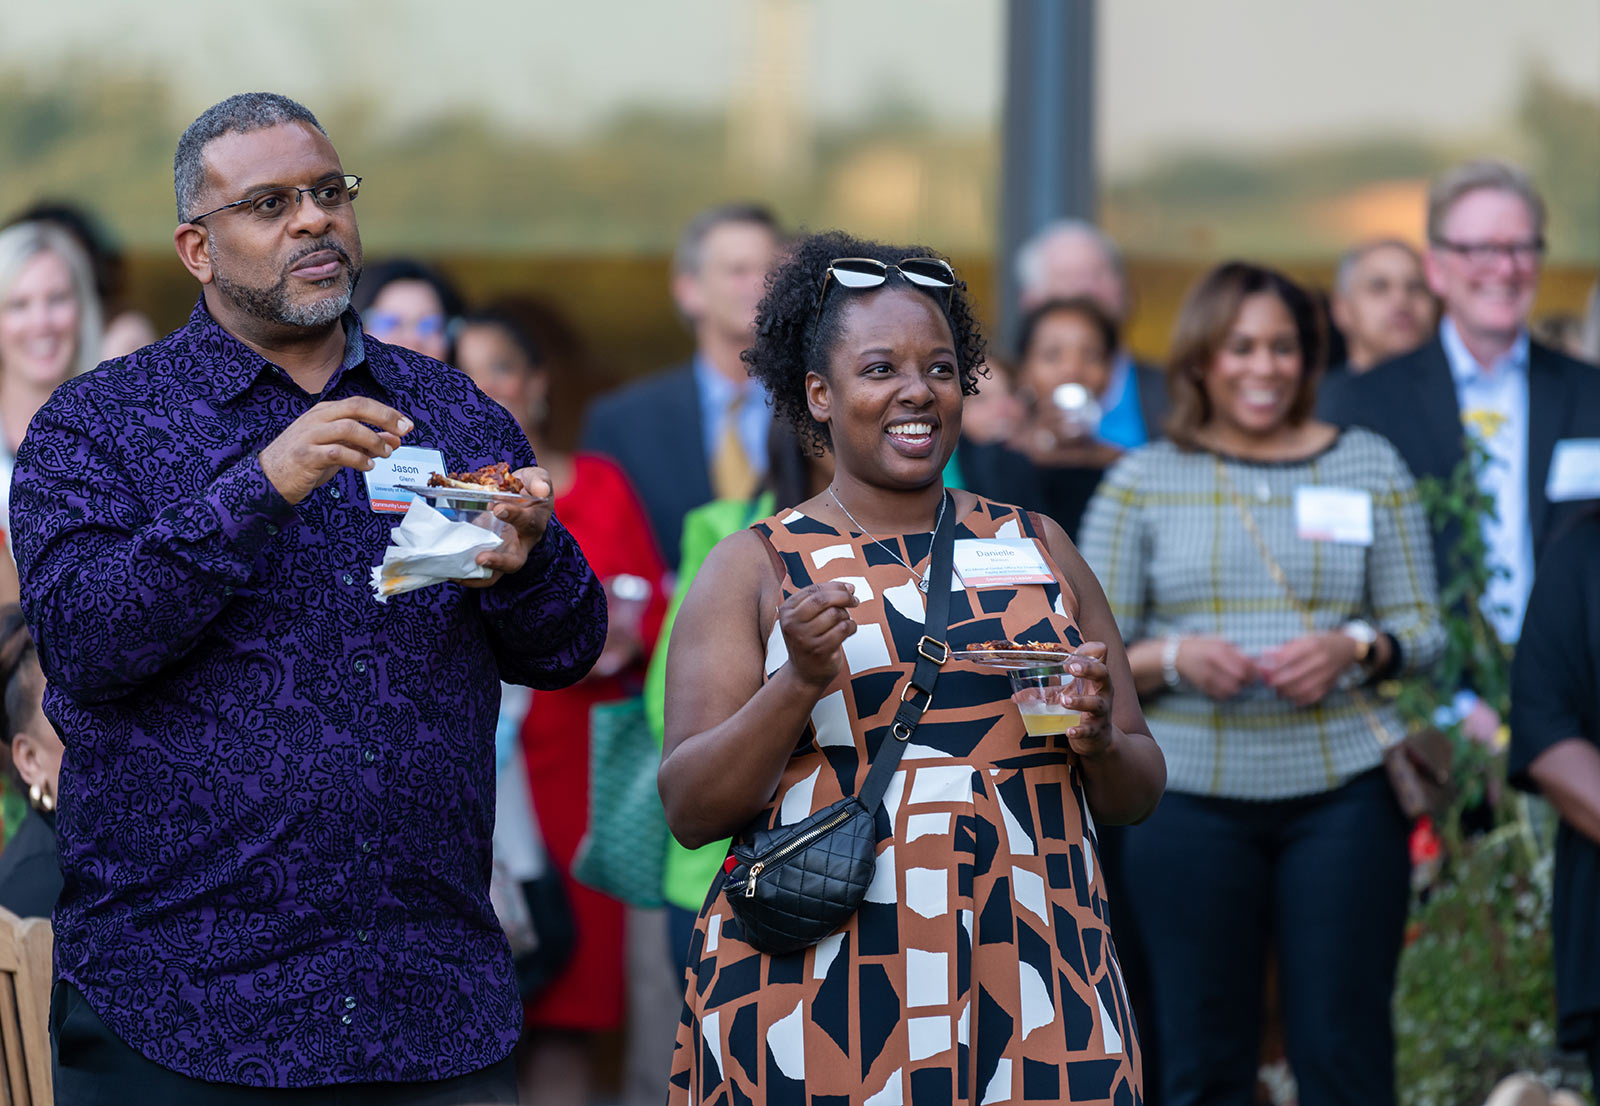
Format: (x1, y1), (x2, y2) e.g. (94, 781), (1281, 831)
(1007, 664), (1080, 736)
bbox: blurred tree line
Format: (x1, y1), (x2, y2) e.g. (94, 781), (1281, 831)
(3, 61), (1594, 261)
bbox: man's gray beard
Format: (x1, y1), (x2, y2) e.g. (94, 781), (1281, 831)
(211, 242), (359, 329)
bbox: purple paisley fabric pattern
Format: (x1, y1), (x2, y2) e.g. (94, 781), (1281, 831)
(10, 300), (606, 1086)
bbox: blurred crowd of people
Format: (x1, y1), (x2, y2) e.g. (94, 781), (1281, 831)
(1, 89), (1598, 1106)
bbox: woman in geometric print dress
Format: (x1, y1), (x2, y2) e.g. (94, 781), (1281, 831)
(659, 231), (1167, 1106)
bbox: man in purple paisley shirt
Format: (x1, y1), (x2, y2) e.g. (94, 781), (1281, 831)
(9, 93), (606, 1103)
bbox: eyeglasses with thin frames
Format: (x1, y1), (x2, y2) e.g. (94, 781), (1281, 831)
(1431, 237), (1545, 266)
(187, 174), (363, 225)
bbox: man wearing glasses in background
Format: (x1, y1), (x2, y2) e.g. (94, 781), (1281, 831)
(1322, 158), (1600, 730)
(11, 92), (606, 1102)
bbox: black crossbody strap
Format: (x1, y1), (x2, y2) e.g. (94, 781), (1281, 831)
(857, 491), (956, 812)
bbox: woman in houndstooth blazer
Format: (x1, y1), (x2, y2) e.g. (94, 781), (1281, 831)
(1080, 261), (1445, 1106)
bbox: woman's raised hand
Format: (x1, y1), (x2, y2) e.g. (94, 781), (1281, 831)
(1174, 636), (1259, 700)
(779, 582), (860, 691)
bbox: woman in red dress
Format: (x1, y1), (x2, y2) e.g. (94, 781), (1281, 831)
(457, 301), (668, 1105)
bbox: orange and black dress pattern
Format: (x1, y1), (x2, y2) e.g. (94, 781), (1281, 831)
(667, 497), (1141, 1106)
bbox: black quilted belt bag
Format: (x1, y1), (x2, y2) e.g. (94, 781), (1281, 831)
(723, 493), (956, 956)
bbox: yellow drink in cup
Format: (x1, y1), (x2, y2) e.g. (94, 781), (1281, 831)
(1008, 665), (1080, 736)
(1018, 703), (1080, 736)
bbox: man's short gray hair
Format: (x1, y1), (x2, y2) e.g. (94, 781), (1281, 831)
(1013, 219), (1126, 299)
(671, 203), (781, 277)
(1426, 158), (1546, 245)
(174, 93), (326, 224)
(1333, 237), (1422, 297)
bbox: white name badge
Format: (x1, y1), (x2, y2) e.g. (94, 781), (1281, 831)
(364, 445), (447, 513)
(1546, 439), (1600, 502)
(952, 539), (1056, 587)
(1294, 485), (1373, 546)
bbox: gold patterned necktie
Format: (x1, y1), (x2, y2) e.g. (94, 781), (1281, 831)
(710, 390), (757, 500)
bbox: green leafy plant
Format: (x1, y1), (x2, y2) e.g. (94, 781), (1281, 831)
(1388, 433), (1589, 1104)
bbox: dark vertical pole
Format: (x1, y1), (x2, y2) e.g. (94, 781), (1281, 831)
(998, 0), (1097, 348)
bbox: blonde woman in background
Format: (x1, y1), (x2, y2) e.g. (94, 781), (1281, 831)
(0, 222), (102, 604)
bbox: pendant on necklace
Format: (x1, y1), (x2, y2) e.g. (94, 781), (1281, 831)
(917, 574), (930, 594)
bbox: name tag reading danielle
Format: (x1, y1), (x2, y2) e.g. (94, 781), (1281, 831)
(363, 445), (447, 513)
(1294, 485), (1373, 545)
(952, 539), (1056, 587)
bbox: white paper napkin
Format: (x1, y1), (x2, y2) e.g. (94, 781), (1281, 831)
(370, 496), (504, 601)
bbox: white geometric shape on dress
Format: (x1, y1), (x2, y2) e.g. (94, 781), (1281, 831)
(902, 742), (950, 760)
(865, 845), (897, 904)
(960, 909), (973, 948)
(1084, 836), (1095, 887)
(883, 579), (926, 624)
(905, 949), (949, 1007)
(996, 518), (1022, 539)
(813, 931), (844, 981)
(811, 542), (856, 570)
(883, 769), (907, 827)
(779, 765), (820, 826)
(908, 765), (974, 806)
(782, 509), (805, 524)
(765, 618), (789, 678)
(1019, 960), (1054, 1039)
(957, 1000), (970, 1046)
(1053, 591), (1068, 617)
(908, 1015), (951, 1061)
(842, 621), (892, 673)
(997, 784), (1036, 856)
(706, 913), (722, 954)
(833, 575), (875, 602)
(980, 1058), (1012, 1105)
(906, 812), (951, 842)
(811, 689), (853, 748)
(904, 867), (949, 920)
(864, 1067), (904, 1106)
(1012, 866), (1049, 928)
(1096, 985), (1124, 1055)
(767, 1001), (807, 1079)
(703, 1009), (724, 1079)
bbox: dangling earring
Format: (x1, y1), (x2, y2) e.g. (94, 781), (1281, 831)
(27, 781), (53, 813)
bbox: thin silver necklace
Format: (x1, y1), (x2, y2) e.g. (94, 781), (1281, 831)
(828, 487), (947, 593)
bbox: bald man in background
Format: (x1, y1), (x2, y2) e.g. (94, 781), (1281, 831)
(1329, 238), (1436, 375)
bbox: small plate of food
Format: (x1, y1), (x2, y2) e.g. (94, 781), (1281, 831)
(401, 462), (539, 502)
(947, 639), (1082, 671)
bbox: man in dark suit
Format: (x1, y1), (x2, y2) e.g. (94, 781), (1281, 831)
(1321, 159), (1600, 653)
(580, 204), (783, 570)
(1014, 219), (1168, 446)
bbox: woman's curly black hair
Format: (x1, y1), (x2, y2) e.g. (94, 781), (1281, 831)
(743, 230), (987, 455)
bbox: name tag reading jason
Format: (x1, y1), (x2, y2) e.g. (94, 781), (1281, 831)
(364, 445), (447, 513)
(1294, 485), (1373, 545)
(952, 539), (1056, 587)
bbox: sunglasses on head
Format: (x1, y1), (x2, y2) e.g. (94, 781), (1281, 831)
(813, 257), (957, 330)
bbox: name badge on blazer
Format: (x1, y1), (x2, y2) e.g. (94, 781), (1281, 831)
(1294, 486), (1373, 545)
(952, 539), (1056, 587)
(1546, 439), (1600, 502)
(363, 445), (447, 513)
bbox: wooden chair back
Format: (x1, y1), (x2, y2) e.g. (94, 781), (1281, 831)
(0, 907), (52, 1105)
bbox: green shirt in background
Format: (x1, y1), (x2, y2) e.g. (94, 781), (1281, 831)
(645, 491), (774, 912)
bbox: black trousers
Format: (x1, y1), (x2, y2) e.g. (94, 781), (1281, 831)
(1120, 767), (1411, 1106)
(51, 982), (519, 1106)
